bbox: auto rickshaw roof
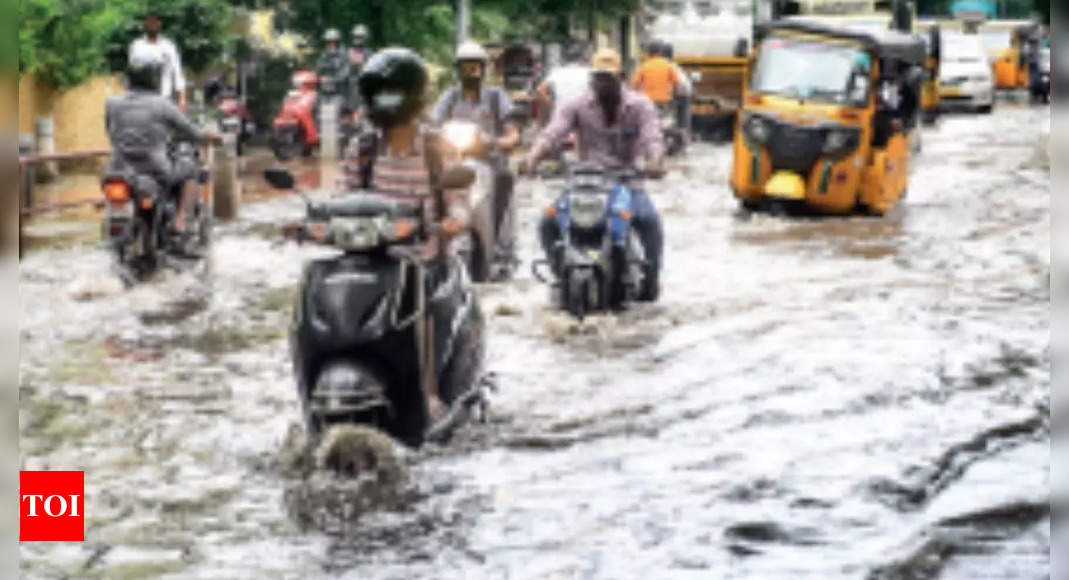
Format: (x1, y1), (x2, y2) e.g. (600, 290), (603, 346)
(756, 20), (927, 66)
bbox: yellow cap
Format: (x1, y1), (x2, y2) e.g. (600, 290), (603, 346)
(590, 48), (622, 74)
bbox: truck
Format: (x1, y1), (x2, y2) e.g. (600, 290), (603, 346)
(641, 0), (774, 141)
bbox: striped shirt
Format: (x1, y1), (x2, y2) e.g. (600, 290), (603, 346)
(341, 132), (469, 257)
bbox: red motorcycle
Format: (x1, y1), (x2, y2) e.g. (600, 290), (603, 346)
(204, 76), (256, 156)
(270, 71), (360, 161)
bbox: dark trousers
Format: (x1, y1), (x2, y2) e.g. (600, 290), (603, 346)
(486, 153), (514, 251)
(539, 188), (663, 273)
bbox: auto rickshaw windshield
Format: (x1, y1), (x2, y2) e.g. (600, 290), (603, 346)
(978, 29), (1011, 53)
(751, 36), (872, 106)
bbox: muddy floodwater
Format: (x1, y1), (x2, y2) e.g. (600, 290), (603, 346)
(19, 105), (1049, 579)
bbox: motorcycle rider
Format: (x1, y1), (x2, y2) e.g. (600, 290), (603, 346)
(631, 40), (680, 106)
(105, 48), (221, 248)
(660, 41), (693, 143)
(430, 40), (521, 263)
(341, 47), (472, 422)
(349, 24), (370, 70)
(317, 29), (351, 104)
(537, 42), (591, 118)
(521, 48), (666, 301)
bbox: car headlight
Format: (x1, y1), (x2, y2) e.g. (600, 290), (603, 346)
(744, 115), (772, 144)
(569, 192), (607, 230)
(972, 75), (990, 83)
(443, 121), (478, 152)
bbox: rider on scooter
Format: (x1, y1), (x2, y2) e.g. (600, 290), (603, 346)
(521, 48), (666, 301)
(105, 48), (221, 250)
(317, 29), (352, 105)
(341, 48), (473, 422)
(430, 40), (522, 263)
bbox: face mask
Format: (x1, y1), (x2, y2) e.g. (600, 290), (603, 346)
(368, 91), (405, 128)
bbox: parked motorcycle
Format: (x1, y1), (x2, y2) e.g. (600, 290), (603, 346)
(204, 76), (255, 156)
(270, 70), (360, 161)
(532, 163), (653, 320)
(101, 143), (214, 284)
(440, 120), (517, 282)
(263, 165), (490, 448)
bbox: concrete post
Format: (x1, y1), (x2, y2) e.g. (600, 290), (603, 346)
(456, 0), (471, 45)
(18, 135), (34, 259)
(320, 97), (340, 162)
(34, 118), (57, 180)
(213, 133), (241, 220)
(18, 135), (35, 211)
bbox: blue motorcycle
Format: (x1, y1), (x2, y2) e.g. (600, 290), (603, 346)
(534, 163), (650, 320)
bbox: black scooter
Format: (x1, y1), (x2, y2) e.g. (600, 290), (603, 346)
(264, 166), (490, 449)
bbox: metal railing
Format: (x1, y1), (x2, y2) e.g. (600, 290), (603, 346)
(18, 149), (112, 216)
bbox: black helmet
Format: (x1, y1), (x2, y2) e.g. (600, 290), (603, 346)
(358, 47), (429, 129)
(127, 46), (163, 93)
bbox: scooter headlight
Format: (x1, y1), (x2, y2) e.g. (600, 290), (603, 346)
(744, 115), (772, 144)
(823, 128), (860, 155)
(569, 192), (607, 230)
(443, 121), (479, 152)
(329, 217), (381, 251)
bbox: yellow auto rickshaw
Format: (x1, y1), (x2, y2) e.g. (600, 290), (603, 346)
(731, 21), (926, 216)
(920, 24), (942, 124)
(982, 21), (1036, 90)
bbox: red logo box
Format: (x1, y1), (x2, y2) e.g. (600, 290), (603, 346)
(20, 471), (84, 541)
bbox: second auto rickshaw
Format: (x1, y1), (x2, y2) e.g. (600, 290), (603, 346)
(920, 24), (942, 124)
(731, 21), (926, 216)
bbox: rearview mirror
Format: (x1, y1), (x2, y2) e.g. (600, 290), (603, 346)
(264, 167), (295, 190)
(439, 164), (476, 190)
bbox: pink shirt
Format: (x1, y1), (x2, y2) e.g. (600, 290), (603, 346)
(531, 88), (664, 170)
(340, 136), (469, 257)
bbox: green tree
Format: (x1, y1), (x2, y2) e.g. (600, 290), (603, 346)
(18, 0), (233, 88)
(104, 0), (233, 75)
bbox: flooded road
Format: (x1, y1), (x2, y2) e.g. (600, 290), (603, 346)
(19, 104), (1049, 579)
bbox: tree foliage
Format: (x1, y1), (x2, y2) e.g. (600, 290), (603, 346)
(18, 0), (232, 88)
(268, 0), (640, 68)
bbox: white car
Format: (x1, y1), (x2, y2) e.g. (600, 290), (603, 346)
(939, 33), (996, 113)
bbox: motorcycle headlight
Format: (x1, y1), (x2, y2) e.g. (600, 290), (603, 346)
(569, 192), (607, 230)
(443, 121), (479, 152)
(329, 217), (380, 251)
(744, 115), (772, 144)
(823, 128), (860, 155)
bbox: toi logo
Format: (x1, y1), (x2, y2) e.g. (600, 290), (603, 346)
(20, 471), (84, 541)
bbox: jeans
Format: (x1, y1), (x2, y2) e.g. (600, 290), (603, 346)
(539, 188), (663, 275)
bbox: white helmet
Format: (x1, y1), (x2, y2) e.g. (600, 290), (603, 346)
(455, 40), (489, 65)
(352, 24), (368, 41)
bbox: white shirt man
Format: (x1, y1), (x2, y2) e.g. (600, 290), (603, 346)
(128, 14), (187, 108)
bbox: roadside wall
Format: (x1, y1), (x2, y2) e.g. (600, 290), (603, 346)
(18, 74), (124, 152)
